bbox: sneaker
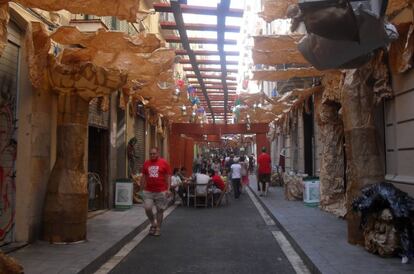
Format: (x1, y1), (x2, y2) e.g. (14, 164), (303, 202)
(259, 193), (264, 197)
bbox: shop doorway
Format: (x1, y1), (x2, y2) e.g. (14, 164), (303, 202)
(88, 126), (109, 211)
(303, 101), (314, 176)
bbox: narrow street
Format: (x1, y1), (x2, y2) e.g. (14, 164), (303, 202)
(110, 186), (299, 274)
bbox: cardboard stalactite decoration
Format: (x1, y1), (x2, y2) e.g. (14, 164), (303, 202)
(252, 68), (323, 81)
(283, 173), (303, 201)
(49, 26), (187, 121)
(27, 22), (167, 243)
(50, 26), (161, 54)
(318, 88), (346, 217)
(253, 35), (303, 51)
(252, 48), (308, 65)
(50, 26), (175, 88)
(389, 23), (414, 74)
(258, 0), (297, 22)
(341, 54), (388, 245)
(0, 2), (9, 57)
(238, 85), (324, 124)
(0, 251), (23, 274)
(317, 72), (347, 217)
(0, 0), (141, 22)
(386, 0), (413, 16)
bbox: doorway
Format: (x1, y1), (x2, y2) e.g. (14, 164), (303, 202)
(303, 100), (314, 176)
(88, 126), (109, 210)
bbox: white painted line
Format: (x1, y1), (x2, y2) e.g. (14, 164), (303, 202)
(94, 205), (177, 274)
(246, 187), (275, 226)
(272, 231), (311, 274)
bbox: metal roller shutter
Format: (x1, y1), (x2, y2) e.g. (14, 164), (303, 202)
(0, 21), (21, 245)
(134, 117), (145, 172)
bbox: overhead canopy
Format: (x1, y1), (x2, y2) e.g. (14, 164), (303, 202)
(50, 26), (161, 53)
(154, 1), (244, 124)
(27, 23), (191, 123)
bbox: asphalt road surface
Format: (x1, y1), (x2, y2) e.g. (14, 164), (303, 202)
(110, 189), (297, 274)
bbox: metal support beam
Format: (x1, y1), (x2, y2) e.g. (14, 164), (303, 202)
(165, 35), (237, 45)
(183, 67), (238, 73)
(176, 50), (239, 56)
(186, 74), (236, 80)
(217, 0), (231, 123)
(179, 59), (238, 65)
(170, 0), (215, 123)
(154, 3), (244, 17)
(160, 21), (240, 32)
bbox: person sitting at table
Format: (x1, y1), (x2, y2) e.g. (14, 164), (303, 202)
(208, 169), (225, 203)
(193, 168), (211, 195)
(170, 168), (182, 204)
(177, 167), (189, 205)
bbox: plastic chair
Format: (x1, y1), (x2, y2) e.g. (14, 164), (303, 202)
(214, 183), (230, 207)
(194, 183), (210, 208)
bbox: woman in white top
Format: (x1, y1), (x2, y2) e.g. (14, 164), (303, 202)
(230, 157), (242, 199)
(170, 168), (182, 202)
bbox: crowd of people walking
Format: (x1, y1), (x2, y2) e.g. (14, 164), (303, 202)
(139, 146), (272, 236)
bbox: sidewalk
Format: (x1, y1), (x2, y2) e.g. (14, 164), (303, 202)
(11, 205), (149, 274)
(252, 184), (414, 274)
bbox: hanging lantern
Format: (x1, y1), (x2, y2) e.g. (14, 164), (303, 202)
(187, 85), (195, 94)
(176, 79), (185, 89)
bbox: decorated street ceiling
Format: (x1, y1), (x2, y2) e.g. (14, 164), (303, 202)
(27, 23), (192, 123)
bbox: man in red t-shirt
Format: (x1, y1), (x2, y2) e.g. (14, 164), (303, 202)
(141, 147), (171, 236)
(257, 146), (271, 197)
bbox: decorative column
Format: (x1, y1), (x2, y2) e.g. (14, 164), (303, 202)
(318, 99), (346, 217)
(43, 94), (89, 242)
(341, 57), (387, 245)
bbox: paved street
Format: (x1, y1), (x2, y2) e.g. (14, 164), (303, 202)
(110, 188), (299, 274)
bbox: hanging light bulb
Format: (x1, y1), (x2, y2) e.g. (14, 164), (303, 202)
(258, 103), (262, 108)
(181, 105), (187, 116)
(172, 88), (180, 102)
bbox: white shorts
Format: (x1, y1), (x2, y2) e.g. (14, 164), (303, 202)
(143, 191), (168, 211)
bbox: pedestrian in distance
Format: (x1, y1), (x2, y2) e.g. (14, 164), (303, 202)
(240, 156), (249, 193)
(141, 147), (172, 236)
(257, 147), (271, 197)
(230, 157), (242, 199)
